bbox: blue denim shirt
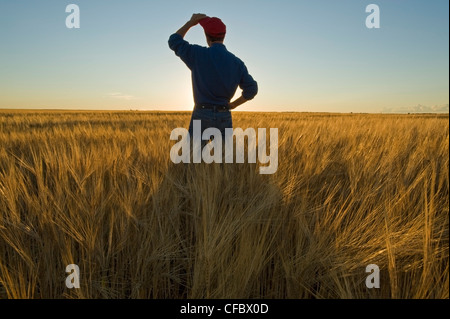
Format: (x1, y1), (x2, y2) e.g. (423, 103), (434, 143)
(168, 33), (258, 107)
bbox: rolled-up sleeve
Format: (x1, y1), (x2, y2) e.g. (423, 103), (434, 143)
(239, 65), (258, 100)
(168, 33), (196, 69)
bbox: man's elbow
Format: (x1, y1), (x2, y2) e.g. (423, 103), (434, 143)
(242, 82), (258, 101)
(168, 33), (180, 50)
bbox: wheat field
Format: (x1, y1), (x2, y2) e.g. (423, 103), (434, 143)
(0, 110), (448, 299)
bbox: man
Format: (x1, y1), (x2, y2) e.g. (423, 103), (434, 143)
(168, 13), (258, 140)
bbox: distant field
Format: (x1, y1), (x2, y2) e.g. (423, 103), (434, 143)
(0, 110), (448, 299)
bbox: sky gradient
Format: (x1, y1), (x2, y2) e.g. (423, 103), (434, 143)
(0, 0), (448, 113)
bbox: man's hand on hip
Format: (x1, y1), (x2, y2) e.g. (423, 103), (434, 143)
(229, 96), (249, 110)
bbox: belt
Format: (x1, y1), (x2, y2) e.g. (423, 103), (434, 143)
(195, 104), (229, 111)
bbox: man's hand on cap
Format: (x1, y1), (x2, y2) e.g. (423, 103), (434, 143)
(190, 13), (208, 26)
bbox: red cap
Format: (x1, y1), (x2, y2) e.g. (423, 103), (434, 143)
(199, 17), (226, 38)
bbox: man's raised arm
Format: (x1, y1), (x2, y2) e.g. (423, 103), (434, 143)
(175, 13), (208, 38)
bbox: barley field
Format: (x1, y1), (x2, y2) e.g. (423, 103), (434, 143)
(0, 110), (448, 299)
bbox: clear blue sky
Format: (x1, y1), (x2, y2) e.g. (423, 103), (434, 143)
(0, 0), (448, 113)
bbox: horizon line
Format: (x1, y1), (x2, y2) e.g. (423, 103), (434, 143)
(0, 108), (449, 115)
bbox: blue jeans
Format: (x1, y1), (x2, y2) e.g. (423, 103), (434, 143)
(188, 106), (233, 141)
